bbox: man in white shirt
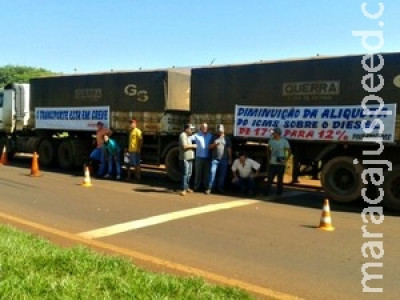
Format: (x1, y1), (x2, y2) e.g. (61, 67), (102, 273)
(231, 152), (260, 196)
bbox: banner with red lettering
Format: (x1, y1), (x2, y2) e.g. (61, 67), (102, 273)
(234, 104), (397, 143)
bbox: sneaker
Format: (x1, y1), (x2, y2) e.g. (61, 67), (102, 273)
(116, 175), (121, 180)
(187, 188), (194, 193)
(103, 174), (111, 179)
(205, 189), (211, 195)
(180, 190), (187, 196)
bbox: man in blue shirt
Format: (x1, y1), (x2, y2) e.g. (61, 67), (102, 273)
(193, 123), (213, 192)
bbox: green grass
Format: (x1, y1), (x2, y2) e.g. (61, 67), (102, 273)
(0, 225), (254, 300)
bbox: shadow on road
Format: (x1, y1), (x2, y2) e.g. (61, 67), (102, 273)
(6, 156), (400, 217)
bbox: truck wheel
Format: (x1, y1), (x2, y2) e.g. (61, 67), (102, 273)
(71, 140), (91, 168)
(321, 156), (365, 203)
(38, 139), (56, 167)
(0, 138), (8, 158)
(382, 166), (400, 212)
(57, 141), (74, 170)
(165, 146), (181, 182)
(0, 137), (15, 160)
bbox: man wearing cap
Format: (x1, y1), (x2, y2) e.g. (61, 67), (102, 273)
(179, 124), (197, 196)
(265, 127), (291, 196)
(89, 121), (112, 177)
(205, 124), (232, 194)
(125, 118), (143, 180)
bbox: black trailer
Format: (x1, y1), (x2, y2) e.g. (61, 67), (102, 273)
(26, 69), (191, 176)
(190, 53), (400, 211)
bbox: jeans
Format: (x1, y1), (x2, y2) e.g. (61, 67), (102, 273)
(208, 159), (228, 191)
(265, 164), (286, 195)
(127, 152), (141, 166)
(180, 159), (193, 191)
(107, 151), (121, 177)
(194, 157), (210, 190)
(90, 148), (106, 176)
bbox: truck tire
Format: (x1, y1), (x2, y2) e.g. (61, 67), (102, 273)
(165, 146), (181, 182)
(0, 137), (8, 158)
(0, 137), (15, 160)
(382, 166), (400, 212)
(38, 139), (56, 167)
(57, 140), (74, 170)
(70, 140), (91, 168)
(321, 156), (365, 203)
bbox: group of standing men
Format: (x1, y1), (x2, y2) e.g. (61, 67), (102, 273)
(179, 123), (291, 197)
(90, 119), (291, 197)
(179, 123), (232, 196)
(89, 119), (143, 180)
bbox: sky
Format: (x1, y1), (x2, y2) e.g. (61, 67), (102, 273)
(1, 0), (399, 73)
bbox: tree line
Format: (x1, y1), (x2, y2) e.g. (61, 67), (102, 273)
(0, 65), (56, 88)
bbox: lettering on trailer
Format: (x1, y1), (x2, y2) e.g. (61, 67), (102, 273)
(234, 104), (397, 143)
(393, 75), (400, 88)
(124, 84), (149, 102)
(282, 81), (340, 96)
(35, 106), (110, 131)
(74, 88), (102, 99)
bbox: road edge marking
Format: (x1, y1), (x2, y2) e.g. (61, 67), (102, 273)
(0, 211), (304, 300)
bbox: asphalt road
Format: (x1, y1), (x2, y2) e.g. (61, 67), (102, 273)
(0, 161), (398, 300)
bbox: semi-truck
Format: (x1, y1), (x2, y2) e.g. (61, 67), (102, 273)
(191, 53), (400, 210)
(0, 69), (191, 179)
(1, 52), (399, 211)
(189, 52), (400, 211)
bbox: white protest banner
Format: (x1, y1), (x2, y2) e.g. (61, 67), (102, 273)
(35, 106), (110, 131)
(234, 104), (397, 143)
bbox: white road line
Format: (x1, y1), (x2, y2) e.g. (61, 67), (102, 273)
(78, 199), (260, 239)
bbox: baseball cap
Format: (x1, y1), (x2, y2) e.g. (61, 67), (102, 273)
(272, 127), (282, 135)
(184, 123), (195, 130)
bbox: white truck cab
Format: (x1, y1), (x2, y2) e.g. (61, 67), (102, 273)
(0, 83), (30, 133)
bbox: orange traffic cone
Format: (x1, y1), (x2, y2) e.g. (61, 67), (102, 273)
(82, 166), (92, 187)
(319, 199), (335, 231)
(0, 145), (8, 165)
(30, 152), (40, 177)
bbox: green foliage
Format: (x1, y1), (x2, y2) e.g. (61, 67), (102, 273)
(0, 65), (57, 88)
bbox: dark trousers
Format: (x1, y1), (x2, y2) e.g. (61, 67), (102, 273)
(194, 157), (210, 191)
(235, 176), (255, 194)
(265, 164), (286, 195)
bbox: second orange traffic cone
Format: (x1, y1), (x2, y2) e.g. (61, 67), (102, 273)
(0, 145), (8, 165)
(319, 199), (335, 231)
(82, 166), (92, 187)
(30, 152), (41, 177)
